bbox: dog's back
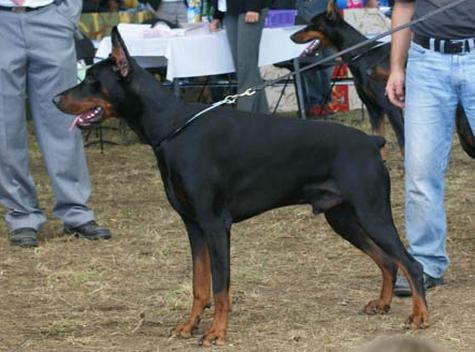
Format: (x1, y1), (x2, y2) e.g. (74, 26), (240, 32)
(157, 106), (385, 221)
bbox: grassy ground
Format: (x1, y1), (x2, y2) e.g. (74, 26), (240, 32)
(0, 113), (474, 352)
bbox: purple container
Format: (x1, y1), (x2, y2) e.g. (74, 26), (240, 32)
(265, 9), (298, 28)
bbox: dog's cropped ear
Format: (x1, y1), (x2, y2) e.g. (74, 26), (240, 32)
(111, 26), (132, 79)
(326, 0), (338, 21)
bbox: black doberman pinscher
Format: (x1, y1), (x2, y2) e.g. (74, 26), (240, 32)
(291, 10), (404, 158)
(54, 28), (429, 346)
(291, 8), (475, 160)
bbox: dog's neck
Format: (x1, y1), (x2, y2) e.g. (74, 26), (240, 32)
(116, 62), (188, 146)
(324, 19), (373, 62)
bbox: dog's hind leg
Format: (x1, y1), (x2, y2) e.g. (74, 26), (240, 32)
(337, 161), (428, 329)
(325, 204), (397, 315)
(385, 107), (405, 156)
(349, 190), (428, 329)
(172, 220), (211, 338)
(356, 214), (428, 329)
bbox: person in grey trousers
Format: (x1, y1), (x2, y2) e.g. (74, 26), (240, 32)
(0, 0), (111, 248)
(209, 0), (271, 114)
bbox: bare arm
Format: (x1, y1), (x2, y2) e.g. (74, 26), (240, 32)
(386, 1), (415, 108)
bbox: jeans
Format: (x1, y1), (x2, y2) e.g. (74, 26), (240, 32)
(301, 48), (333, 109)
(404, 42), (475, 278)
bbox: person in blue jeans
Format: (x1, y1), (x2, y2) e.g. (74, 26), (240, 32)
(386, 0), (475, 296)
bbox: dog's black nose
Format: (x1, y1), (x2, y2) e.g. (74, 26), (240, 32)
(52, 94), (62, 107)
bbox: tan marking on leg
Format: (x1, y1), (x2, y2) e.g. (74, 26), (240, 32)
(363, 247), (394, 315)
(172, 246), (211, 338)
(201, 291), (229, 346)
(397, 262), (429, 329)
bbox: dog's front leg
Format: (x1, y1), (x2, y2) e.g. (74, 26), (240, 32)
(172, 220), (211, 338)
(200, 222), (231, 347)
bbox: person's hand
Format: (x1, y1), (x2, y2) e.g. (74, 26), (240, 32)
(386, 69), (406, 108)
(245, 11), (260, 23)
(209, 19), (221, 32)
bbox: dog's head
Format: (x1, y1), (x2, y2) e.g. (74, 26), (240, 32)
(54, 27), (136, 129)
(291, 7), (344, 49)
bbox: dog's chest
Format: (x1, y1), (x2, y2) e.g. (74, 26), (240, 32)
(155, 151), (196, 216)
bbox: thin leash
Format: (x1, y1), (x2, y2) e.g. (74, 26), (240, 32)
(160, 90), (255, 142)
(156, 0), (469, 149)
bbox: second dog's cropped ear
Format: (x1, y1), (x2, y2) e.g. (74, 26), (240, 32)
(111, 26), (132, 79)
(326, 0), (338, 21)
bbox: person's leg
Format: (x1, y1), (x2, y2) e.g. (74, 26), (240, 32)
(301, 69), (321, 111)
(234, 9), (269, 114)
(0, 11), (46, 232)
(155, 1), (188, 25)
(404, 43), (458, 279)
(459, 50), (475, 135)
(224, 13), (239, 68)
(317, 48), (334, 106)
(301, 49), (334, 116)
(25, 4), (96, 229)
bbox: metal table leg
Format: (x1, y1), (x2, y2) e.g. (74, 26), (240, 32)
(293, 58), (307, 119)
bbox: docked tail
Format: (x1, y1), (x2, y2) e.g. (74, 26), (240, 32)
(371, 135), (387, 150)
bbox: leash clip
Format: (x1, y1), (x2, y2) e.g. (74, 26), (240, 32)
(241, 88), (256, 97)
(223, 95), (238, 105)
(222, 88), (257, 105)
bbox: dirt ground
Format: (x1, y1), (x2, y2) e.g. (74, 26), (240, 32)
(1, 114), (474, 352)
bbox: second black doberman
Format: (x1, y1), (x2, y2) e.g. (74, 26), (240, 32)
(54, 28), (429, 346)
(291, 10), (405, 158)
(291, 8), (475, 160)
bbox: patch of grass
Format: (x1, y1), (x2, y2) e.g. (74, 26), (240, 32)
(47, 268), (103, 287)
(0, 116), (474, 352)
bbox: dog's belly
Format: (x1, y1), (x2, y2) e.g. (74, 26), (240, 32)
(228, 178), (343, 222)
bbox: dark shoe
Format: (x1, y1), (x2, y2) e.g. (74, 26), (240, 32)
(394, 273), (444, 297)
(64, 221), (111, 240)
(10, 228), (39, 248)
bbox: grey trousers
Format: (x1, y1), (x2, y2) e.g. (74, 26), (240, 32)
(152, 1), (188, 25)
(0, 1), (95, 232)
(224, 9), (270, 114)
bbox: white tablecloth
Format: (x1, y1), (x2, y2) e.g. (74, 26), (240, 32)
(95, 24), (307, 81)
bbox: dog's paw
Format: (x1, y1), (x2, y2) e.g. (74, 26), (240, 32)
(405, 312), (429, 330)
(171, 323), (194, 338)
(363, 299), (391, 315)
(200, 328), (226, 347)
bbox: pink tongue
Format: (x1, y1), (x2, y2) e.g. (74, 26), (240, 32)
(69, 115), (84, 131)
